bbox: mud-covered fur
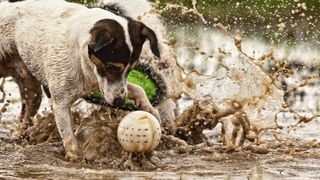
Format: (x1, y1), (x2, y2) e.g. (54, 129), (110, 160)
(0, 0), (160, 159)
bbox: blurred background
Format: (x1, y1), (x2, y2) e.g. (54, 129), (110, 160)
(155, 0), (320, 44)
(70, 0), (320, 45)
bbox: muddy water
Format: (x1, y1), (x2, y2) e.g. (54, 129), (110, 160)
(0, 135), (319, 179)
(1, 28), (320, 179)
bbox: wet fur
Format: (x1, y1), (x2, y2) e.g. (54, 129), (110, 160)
(0, 0), (160, 159)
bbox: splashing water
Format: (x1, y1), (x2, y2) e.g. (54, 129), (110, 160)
(0, 0), (320, 178)
(170, 26), (320, 144)
(155, 0), (320, 145)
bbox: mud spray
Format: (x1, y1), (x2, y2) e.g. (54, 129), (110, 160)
(0, 1), (320, 179)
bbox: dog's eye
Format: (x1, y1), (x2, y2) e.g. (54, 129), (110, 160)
(105, 64), (115, 72)
(111, 48), (117, 55)
(105, 63), (124, 74)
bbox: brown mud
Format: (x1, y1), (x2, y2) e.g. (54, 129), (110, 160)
(1, 139), (319, 179)
(0, 99), (320, 179)
(1, 2), (320, 177)
(1, 42), (320, 179)
(1, 38), (320, 179)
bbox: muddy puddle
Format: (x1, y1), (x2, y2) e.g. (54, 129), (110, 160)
(1, 2), (320, 179)
(1, 29), (320, 178)
(1, 139), (319, 179)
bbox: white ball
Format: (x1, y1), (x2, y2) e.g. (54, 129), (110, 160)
(117, 111), (161, 153)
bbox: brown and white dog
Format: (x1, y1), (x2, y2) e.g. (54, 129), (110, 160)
(97, 0), (184, 134)
(0, 0), (160, 159)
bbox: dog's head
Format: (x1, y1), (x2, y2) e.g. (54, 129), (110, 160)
(88, 18), (160, 105)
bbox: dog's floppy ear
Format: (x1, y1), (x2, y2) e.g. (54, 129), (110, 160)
(89, 30), (114, 52)
(141, 25), (160, 58)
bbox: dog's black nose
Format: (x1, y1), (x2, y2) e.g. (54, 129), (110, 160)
(113, 98), (125, 107)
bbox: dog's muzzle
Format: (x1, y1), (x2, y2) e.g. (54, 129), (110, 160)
(102, 88), (127, 104)
(98, 77), (127, 104)
(109, 89), (127, 107)
(108, 86), (128, 102)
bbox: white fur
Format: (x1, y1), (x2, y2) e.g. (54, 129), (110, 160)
(0, 0), (150, 158)
(0, 0), (133, 98)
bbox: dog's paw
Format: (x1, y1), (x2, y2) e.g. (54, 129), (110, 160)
(149, 108), (161, 121)
(65, 148), (83, 162)
(134, 97), (161, 123)
(63, 138), (83, 162)
(142, 104), (161, 122)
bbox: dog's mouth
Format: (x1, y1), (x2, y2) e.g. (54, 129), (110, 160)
(112, 98), (125, 107)
(100, 88), (127, 106)
(101, 91), (115, 104)
(85, 62), (167, 111)
(96, 77), (126, 104)
(84, 91), (126, 109)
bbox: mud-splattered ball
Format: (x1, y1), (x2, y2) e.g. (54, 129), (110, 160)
(117, 111), (161, 153)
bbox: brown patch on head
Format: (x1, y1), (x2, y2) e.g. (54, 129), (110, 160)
(90, 55), (125, 82)
(127, 19), (160, 68)
(88, 18), (161, 82)
(88, 19), (131, 82)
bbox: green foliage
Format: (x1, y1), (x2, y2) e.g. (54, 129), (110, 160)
(156, 0), (320, 24)
(154, 0), (320, 42)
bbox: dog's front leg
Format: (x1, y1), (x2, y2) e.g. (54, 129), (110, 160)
(127, 83), (160, 121)
(52, 100), (81, 159)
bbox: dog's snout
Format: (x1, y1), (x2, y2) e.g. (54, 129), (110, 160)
(116, 88), (127, 98)
(111, 88), (127, 106)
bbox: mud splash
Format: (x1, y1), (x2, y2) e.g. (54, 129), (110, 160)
(1, 34), (320, 177)
(0, 113), (320, 179)
(1, 1), (320, 179)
